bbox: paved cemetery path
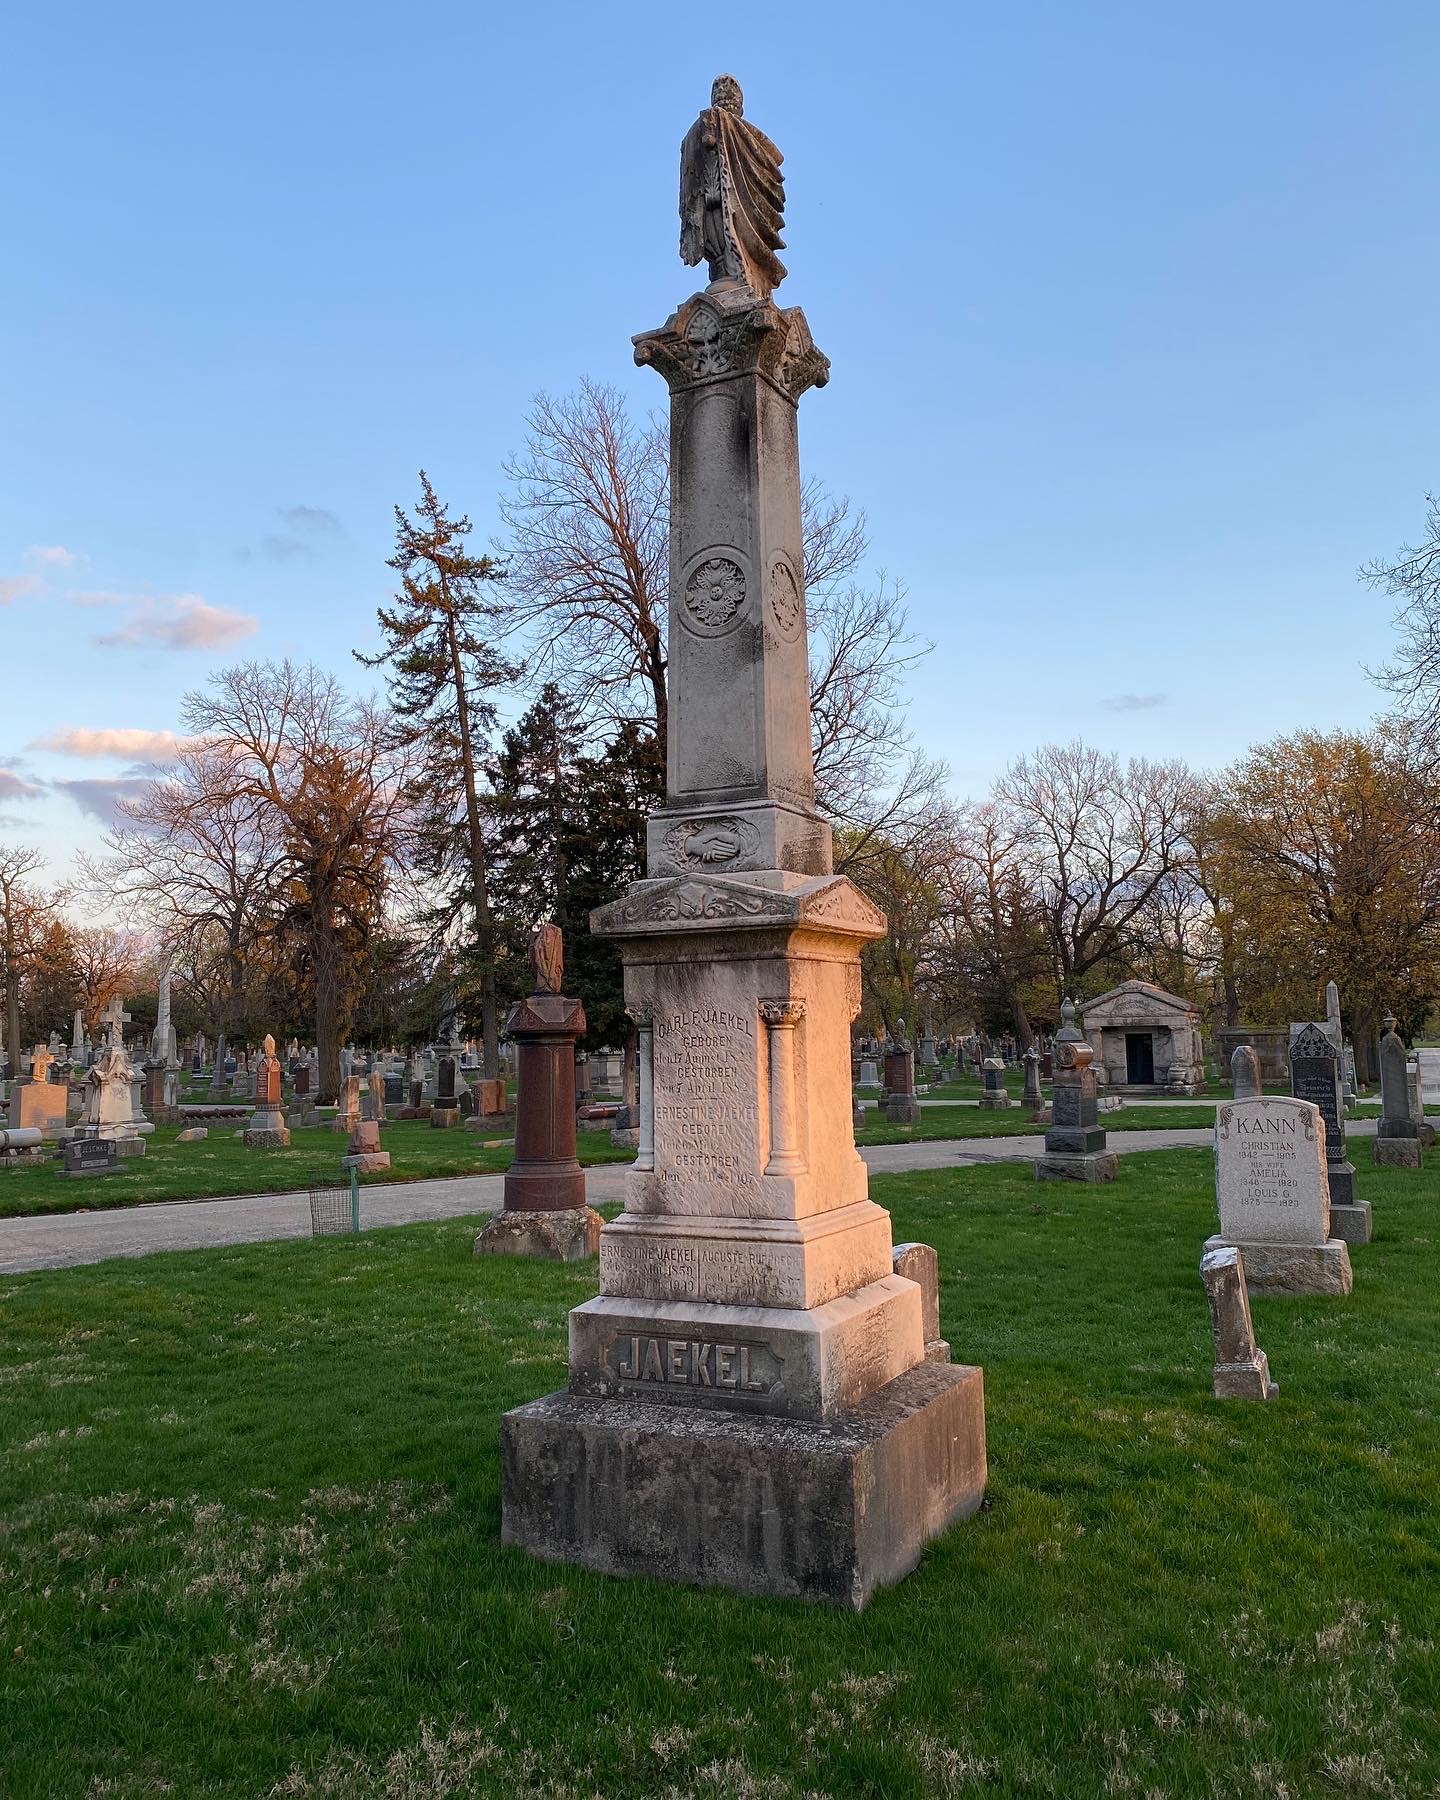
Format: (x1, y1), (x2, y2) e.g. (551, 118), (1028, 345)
(0, 1121), (1383, 1275)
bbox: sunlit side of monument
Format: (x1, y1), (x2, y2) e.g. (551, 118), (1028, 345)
(499, 78), (986, 1607)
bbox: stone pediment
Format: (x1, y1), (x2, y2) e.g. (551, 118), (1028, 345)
(591, 873), (886, 941)
(1080, 980), (1199, 1027)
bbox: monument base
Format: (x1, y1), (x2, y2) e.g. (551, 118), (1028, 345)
(1373, 1138), (1423, 1169)
(341, 1151), (391, 1174)
(1203, 1235), (1352, 1298)
(1328, 1200), (1373, 1245)
(501, 1359), (986, 1609)
(475, 1207), (602, 1263)
(243, 1107), (291, 1149)
(430, 1108), (460, 1130)
(978, 1094), (1012, 1110)
(115, 1138), (146, 1159)
(1214, 1351), (1278, 1400)
(1035, 1151), (1118, 1183)
(883, 1097), (921, 1124)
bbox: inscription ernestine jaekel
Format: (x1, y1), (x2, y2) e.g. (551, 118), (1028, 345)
(607, 1334), (776, 1393)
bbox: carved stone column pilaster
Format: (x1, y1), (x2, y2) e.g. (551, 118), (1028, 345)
(627, 1003), (656, 1173)
(760, 1000), (806, 1176)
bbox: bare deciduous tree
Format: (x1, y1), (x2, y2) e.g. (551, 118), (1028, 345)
(0, 844), (54, 1075)
(1363, 494), (1440, 732)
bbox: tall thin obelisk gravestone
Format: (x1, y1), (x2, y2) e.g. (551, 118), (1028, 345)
(500, 76), (986, 1607)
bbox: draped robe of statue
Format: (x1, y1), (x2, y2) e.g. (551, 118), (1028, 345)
(679, 77), (786, 299)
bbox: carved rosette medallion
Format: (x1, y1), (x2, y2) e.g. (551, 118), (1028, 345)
(767, 557), (802, 638)
(663, 815), (761, 869)
(681, 553), (748, 635)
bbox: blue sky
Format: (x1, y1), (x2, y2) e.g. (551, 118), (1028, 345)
(4, 1), (1437, 872)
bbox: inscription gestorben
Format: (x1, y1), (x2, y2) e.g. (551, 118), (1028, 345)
(654, 1007), (760, 1190)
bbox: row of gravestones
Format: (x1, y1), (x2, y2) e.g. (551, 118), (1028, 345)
(1200, 1015), (1428, 1401)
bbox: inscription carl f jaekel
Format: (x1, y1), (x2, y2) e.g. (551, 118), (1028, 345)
(653, 1005), (761, 1188)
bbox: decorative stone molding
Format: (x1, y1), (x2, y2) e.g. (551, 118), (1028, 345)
(633, 289), (830, 404)
(759, 1000), (806, 1177)
(663, 816), (762, 870)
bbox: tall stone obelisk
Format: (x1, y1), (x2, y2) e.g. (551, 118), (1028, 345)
(500, 75), (986, 1608)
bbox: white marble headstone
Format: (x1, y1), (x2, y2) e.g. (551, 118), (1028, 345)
(1215, 1096), (1329, 1246)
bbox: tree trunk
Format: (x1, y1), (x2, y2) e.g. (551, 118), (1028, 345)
(1010, 993), (1034, 1051)
(1353, 1001), (1379, 1088)
(446, 616), (502, 1080)
(4, 969), (19, 1081)
(314, 926), (341, 1103)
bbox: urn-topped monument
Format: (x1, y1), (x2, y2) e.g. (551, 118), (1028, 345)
(500, 78), (987, 1608)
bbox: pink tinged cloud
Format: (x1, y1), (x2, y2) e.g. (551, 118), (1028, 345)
(0, 768), (45, 800)
(0, 574), (39, 604)
(91, 593), (259, 650)
(29, 726), (187, 761)
(24, 544), (78, 567)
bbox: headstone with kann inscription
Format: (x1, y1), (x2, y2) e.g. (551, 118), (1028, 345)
(1205, 1095), (1352, 1297)
(499, 76), (986, 1610)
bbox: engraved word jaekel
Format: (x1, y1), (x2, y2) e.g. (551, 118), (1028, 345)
(609, 1333), (779, 1394)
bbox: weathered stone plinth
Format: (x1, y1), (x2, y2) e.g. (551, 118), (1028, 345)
(1203, 1234), (1351, 1298)
(502, 1360), (986, 1609)
(243, 1107), (291, 1149)
(1035, 1151), (1118, 1183)
(429, 1107), (460, 1130)
(1373, 1137), (1423, 1169)
(883, 1095), (922, 1124)
(1329, 1199), (1373, 1244)
(475, 1206), (601, 1262)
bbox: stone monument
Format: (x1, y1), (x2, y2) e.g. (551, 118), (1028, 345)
(243, 1035), (291, 1148)
(500, 78), (986, 1607)
(1230, 1043), (1262, 1099)
(1375, 1014), (1423, 1169)
(15, 1043), (68, 1138)
(978, 1056), (1011, 1109)
(882, 1020), (921, 1124)
(474, 925), (601, 1261)
(1021, 1046), (1044, 1117)
(1206, 1095), (1352, 1297)
(1035, 999), (1117, 1182)
(1289, 1023), (1367, 1245)
(1200, 1245), (1278, 1400)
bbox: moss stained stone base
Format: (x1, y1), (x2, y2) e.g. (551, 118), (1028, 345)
(500, 1360), (986, 1609)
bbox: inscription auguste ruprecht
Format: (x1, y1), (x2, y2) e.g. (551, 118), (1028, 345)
(605, 1332), (780, 1396)
(653, 1004), (761, 1186)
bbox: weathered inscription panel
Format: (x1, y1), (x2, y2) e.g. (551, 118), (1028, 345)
(652, 1003), (762, 1203)
(1216, 1097), (1327, 1246)
(601, 1231), (806, 1305)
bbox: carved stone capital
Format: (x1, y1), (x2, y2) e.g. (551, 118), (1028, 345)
(634, 288), (829, 404)
(625, 1001), (655, 1031)
(759, 999), (805, 1029)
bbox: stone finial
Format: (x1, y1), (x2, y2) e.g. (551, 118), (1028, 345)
(262, 1033), (276, 1059)
(1382, 1012), (1398, 1037)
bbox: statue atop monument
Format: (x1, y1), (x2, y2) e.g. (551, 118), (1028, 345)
(530, 923), (564, 996)
(679, 75), (787, 300)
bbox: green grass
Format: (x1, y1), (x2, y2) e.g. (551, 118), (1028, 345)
(855, 1102), (1223, 1144)
(2, 1150), (1438, 1796)
(0, 1122), (631, 1220)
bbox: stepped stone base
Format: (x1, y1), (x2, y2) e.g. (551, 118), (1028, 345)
(883, 1097), (921, 1124)
(1373, 1138), (1423, 1169)
(1035, 1151), (1118, 1183)
(1214, 1352), (1279, 1401)
(1328, 1201), (1373, 1245)
(1203, 1234), (1352, 1298)
(475, 1206), (602, 1262)
(501, 1359), (986, 1608)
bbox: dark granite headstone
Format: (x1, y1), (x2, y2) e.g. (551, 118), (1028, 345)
(1289, 1023), (1355, 1208)
(437, 1056), (457, 1106)
(64, 1137), (119, 1177)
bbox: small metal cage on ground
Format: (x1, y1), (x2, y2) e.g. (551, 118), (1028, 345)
(309, 1172), (360, 1237)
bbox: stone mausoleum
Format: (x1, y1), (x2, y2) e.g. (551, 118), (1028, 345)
(1080, 980), (1205, 1096)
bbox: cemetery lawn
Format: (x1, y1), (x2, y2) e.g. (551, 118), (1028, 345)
(856, 1102), (1222, 1143)
(3, 1152), (1438, 1798)
(0, 1123), (631, 1220)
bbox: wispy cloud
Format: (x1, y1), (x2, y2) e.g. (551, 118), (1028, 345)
(278, 504), (340, 534)
(90, 594), (259, 651)
(0, 767), (45, 801)
(261, 534), (311, 563)
(53, 776), (153, 828)
(0, 574), (38, 605)
(1100, 692), (1168, 713)
(30, 726), (187, 761)
(24, 544), (78, 567)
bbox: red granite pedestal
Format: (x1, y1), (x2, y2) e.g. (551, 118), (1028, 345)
(475, 992), (601, 1261)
